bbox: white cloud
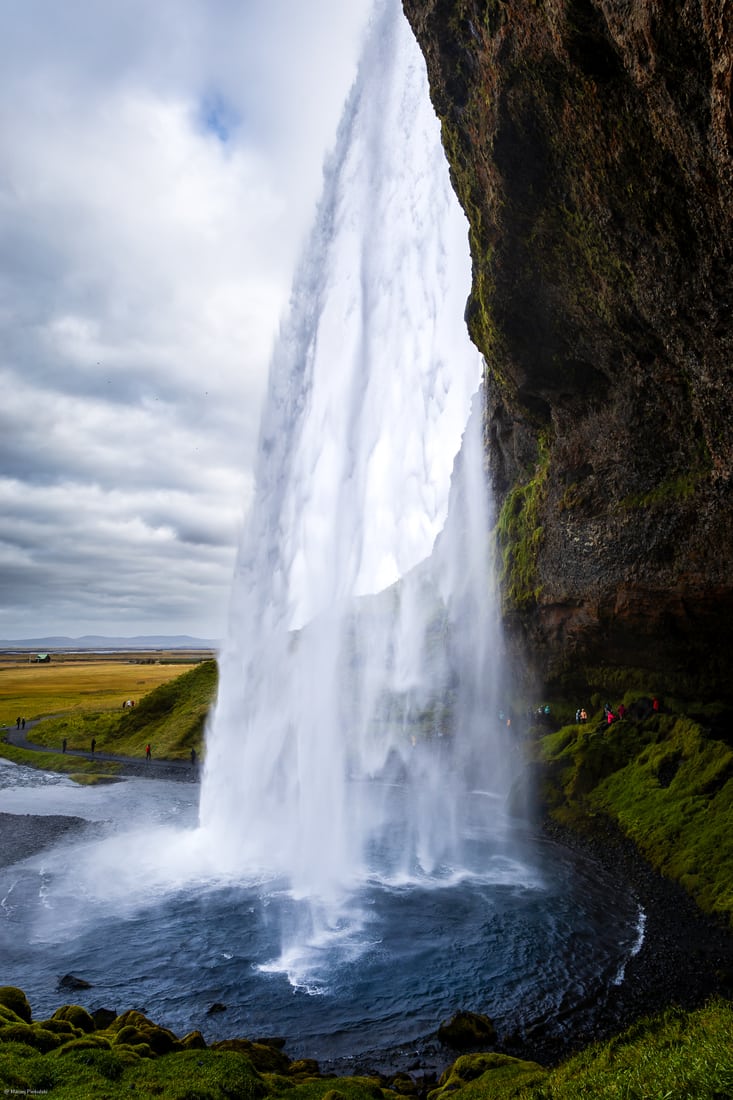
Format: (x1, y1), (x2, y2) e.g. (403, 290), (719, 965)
(0, 0), (373, 639)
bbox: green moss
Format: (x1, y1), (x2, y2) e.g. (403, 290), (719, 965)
(0, 987), (32, 1024)
(620, 469), (706, 510)
(2, 985), (733, 1099)
(52, 1004), (96, 1034)
(495, 436), (550, 608)
(541, 713), (733, 928)
(428, 1052), (544, 1099)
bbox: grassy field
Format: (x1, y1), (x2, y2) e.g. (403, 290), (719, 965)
(0, 656), (207, 726)
(10, 660), (219, 761)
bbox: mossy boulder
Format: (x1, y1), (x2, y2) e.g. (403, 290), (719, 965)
(0, 1003), (24, 1026)
(38, 1017), (81, 1037)
(181, 1028), (208, 1050)
(389, 1073), (419, 1095)
(108, 1008), (154, 1033)
(0, 1022), (63, 1052)
(118, 1040), (154, 1059)
(143, 1023), (183, 1055)
(52, 1003), (96, 1034)
(437, 1010), (497, 1050)
(211, 1037), (291, 1073)
(114, 1024), (153, 1047)
(0, 986), (32, 1023)
(56, 1035), (112, 1054)
(289, 1057), (321, 1077)
(429, 1052), (546, 1099)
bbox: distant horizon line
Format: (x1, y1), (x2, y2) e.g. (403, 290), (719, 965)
(0, 632), (220, 650)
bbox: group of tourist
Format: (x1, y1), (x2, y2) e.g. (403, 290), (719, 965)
(574, 695), (661, 729)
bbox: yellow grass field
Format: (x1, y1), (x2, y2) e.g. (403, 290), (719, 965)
(0, 658), (204, 725)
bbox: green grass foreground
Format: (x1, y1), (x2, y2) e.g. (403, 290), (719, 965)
(20, 660), (218, 762)
(538, 709), (733, 930)
(1, 986), (732, 1100)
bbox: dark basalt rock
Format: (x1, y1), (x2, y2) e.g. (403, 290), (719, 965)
(402, 0), (733, 700)
(91, 1007), (117, 1029)
(57, 973), (92, 991)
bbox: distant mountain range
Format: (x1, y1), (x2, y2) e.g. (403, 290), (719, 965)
(0, 634), (218, 650)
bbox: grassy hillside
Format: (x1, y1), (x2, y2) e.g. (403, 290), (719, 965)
(26, 660), (218, 761)
(536, 706), (733, 930)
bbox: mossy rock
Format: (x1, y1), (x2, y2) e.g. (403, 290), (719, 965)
(0, 1003), (24, 1025)
(56, 1034), (112, 1054)
(144, 1023), (183, 1055)
(52, 1003), (96, 1033)
(430, 1052), (546, 1099)
(38, 1017), (81, 1037)
(289, 1057), (321, 1077)
(181, 1028), (208, 1049)
(108, 1008), (154, 1033)
(389, 1073), (419, 1095)
(114, 1023), (153, 1047)
(121, 1041), (154, 1059)
(212, 1037), (291, 1073)
(112, 1042), (147, 1062)
(0, 986), (32, 1023)
(0, 1022), (62, 1052)
(437, 1010), (497, 1050)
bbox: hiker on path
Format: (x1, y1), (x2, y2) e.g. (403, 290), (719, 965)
(146, 744), (151, 761)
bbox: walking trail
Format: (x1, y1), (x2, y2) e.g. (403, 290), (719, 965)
(2, 718), (198, 783)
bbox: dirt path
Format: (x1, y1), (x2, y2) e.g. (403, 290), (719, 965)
(2, 720), (199, 783)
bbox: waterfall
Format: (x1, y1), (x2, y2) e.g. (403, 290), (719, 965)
(199, 0), (517, 905)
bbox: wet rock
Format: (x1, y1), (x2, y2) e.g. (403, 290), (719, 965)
(207, 1001), (227, 1014)
(91, 1006), (117, 1029)
(58, 973), (92, 991)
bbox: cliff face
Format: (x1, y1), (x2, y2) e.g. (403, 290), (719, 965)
(402, 0), (733, 698)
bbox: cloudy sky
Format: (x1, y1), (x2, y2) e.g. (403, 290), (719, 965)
(0, 0), (374, 642)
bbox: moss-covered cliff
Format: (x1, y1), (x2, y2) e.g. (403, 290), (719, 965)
(402, 0), (733, 699)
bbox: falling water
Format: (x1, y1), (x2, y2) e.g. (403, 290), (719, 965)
(0, 5), (654, 1045)
(199, 0), (519, 907)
